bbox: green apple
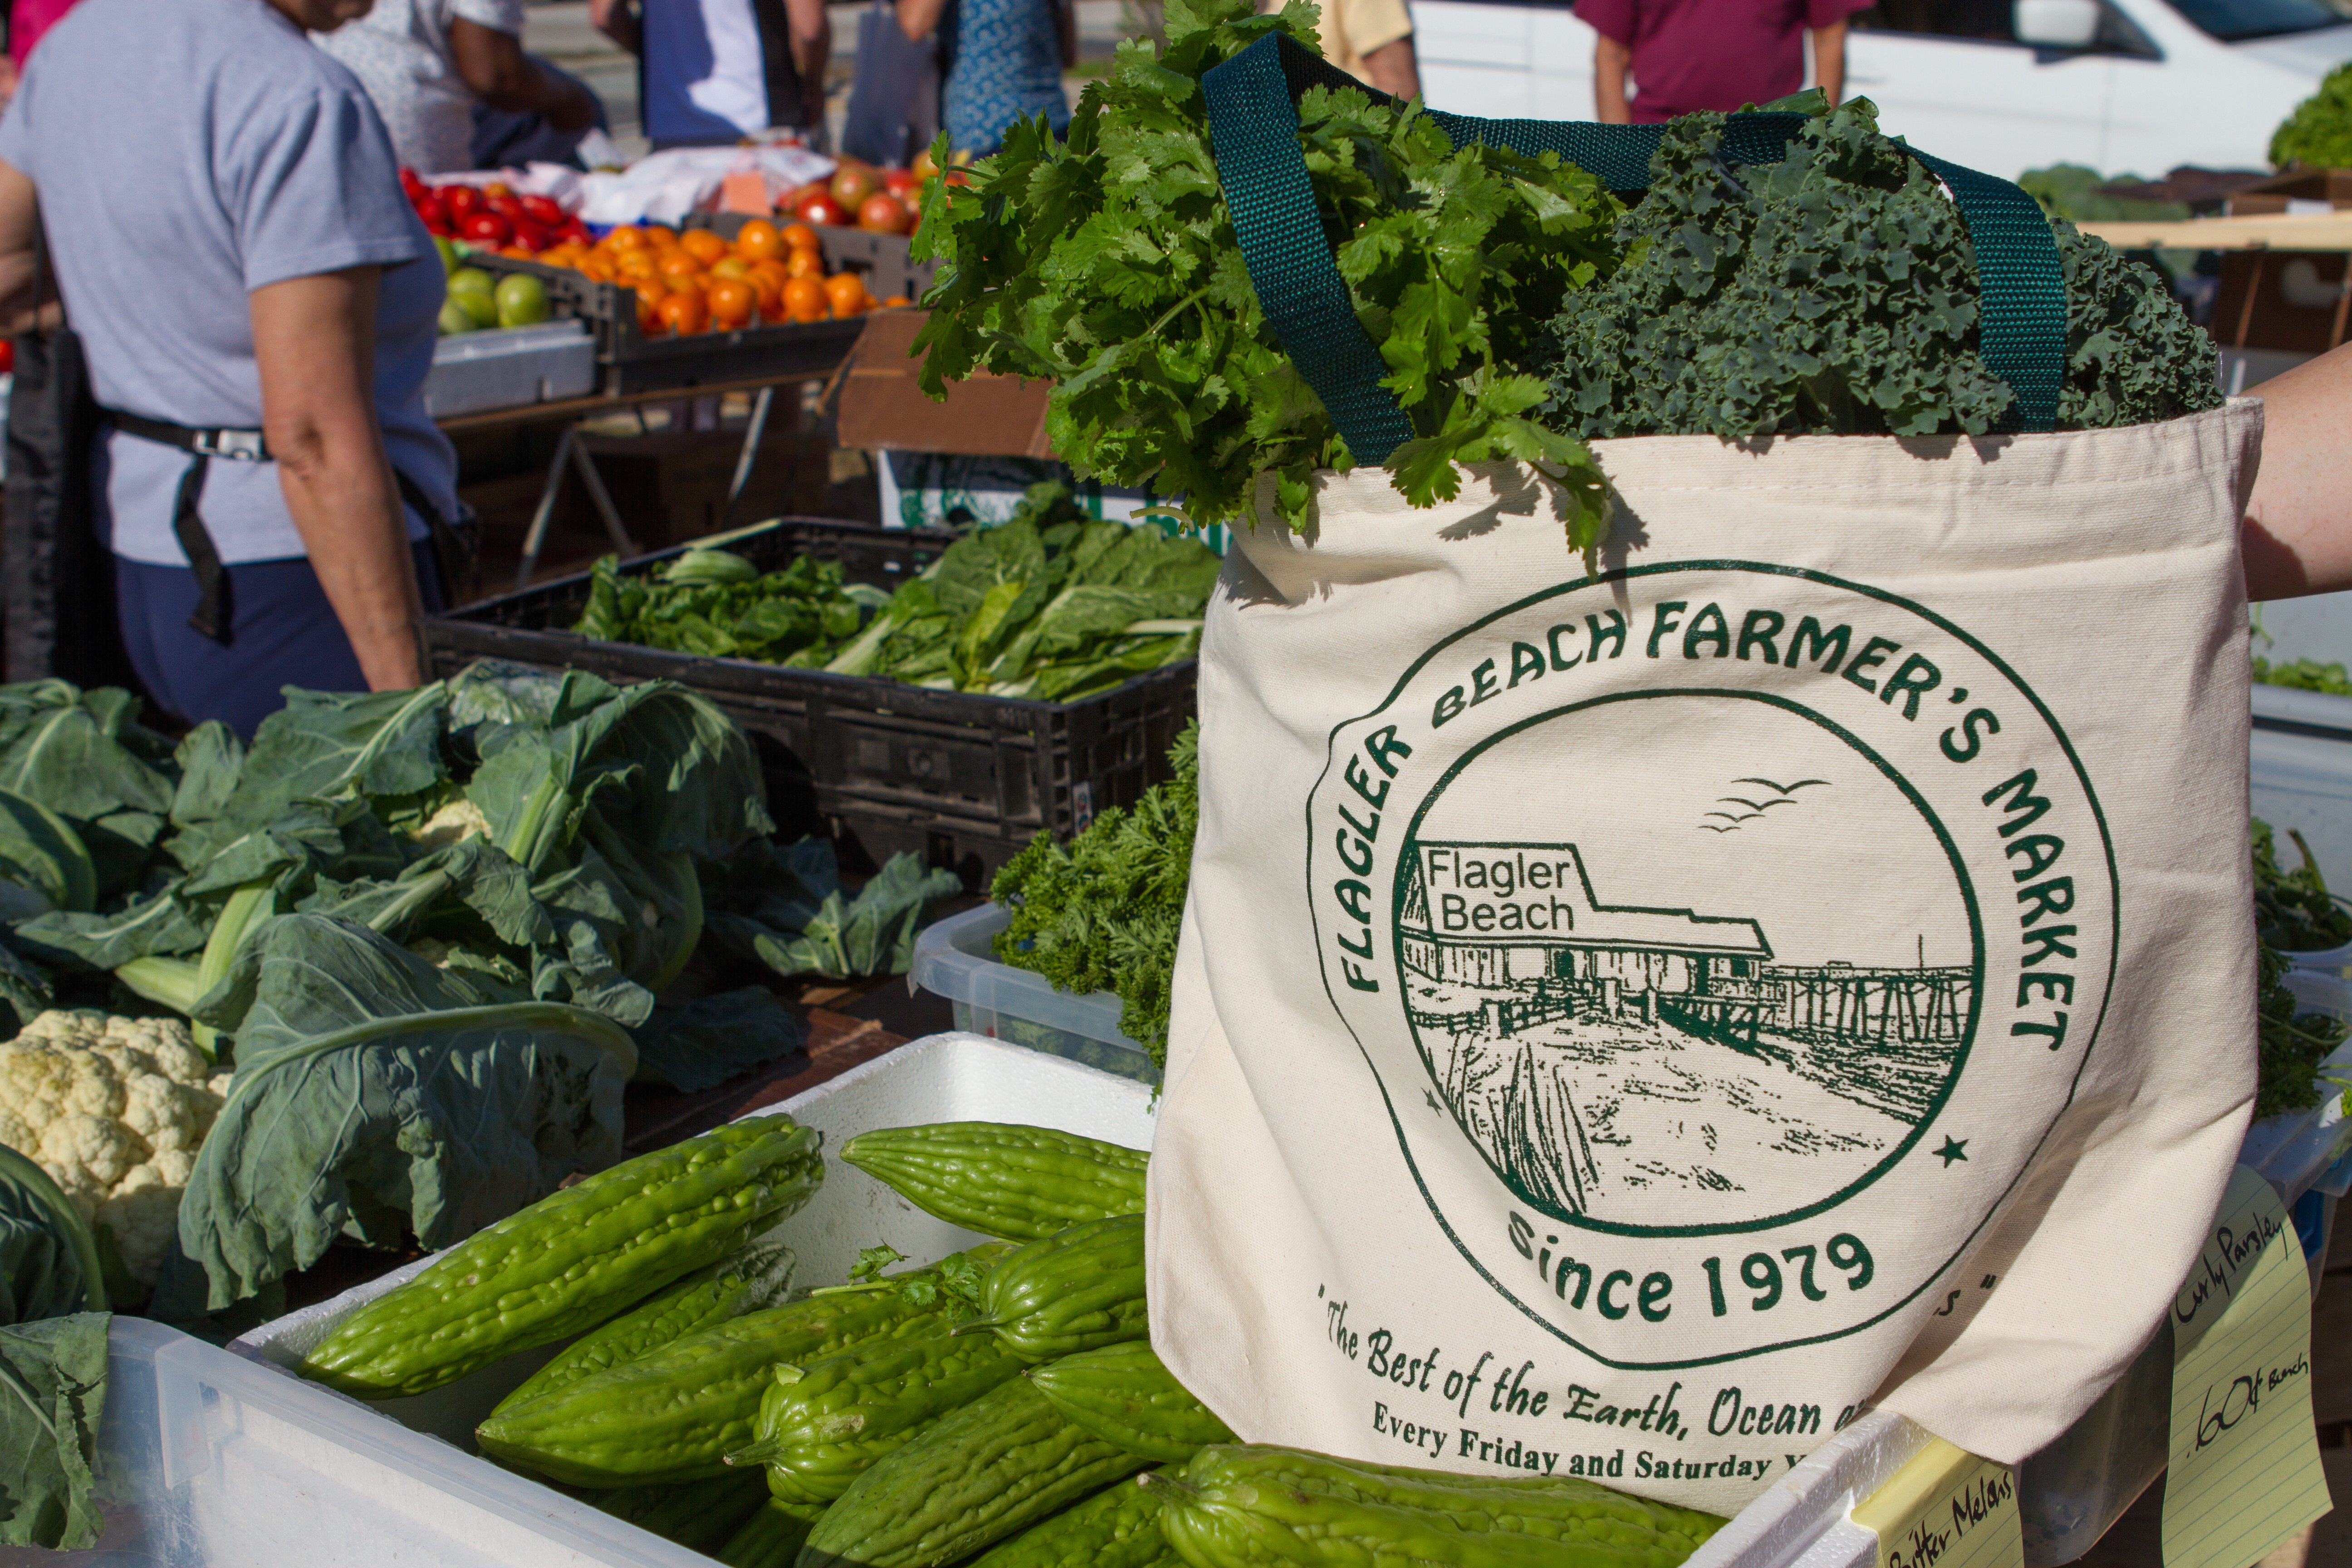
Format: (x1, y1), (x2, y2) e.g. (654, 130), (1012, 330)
(495, 272), (551, 329)
(455, 289), (500, 329)
(438, 299), (476, 336)
(434, 235), (461, 275)
(447, 266), (496, 298)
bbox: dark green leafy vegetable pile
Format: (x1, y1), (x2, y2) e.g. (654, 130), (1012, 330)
(2254, 818), (2352, 953)
(2272, 62), (2352, 173)
(0, 670), (956, 1321)
(1539, 102), (2223, 440)
(575, 547), (887, 666)
(0, 1143), (107, 1548)
(911, 0), (1619, 543)
(991, 723), (1196, 1068)
(824, 485), (1223, 700)
(2253, 656), (2352, 696)
(2251, 820), (2351, 1120)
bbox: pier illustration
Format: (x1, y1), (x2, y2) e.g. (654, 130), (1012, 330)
(1399, 842), (1974, 1228)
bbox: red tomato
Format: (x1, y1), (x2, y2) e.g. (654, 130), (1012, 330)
(857, 193), (910, 235)
(485, 192), (522, 220)
(509, 218), (552, 253)
(558, 219), (593, 245)
(0, 339), (15, 374)
(795, 193), (846, 226)
(412, 191), (448, 230)
(399, 166), (426, 197)
(882, 169), (919, 198)
(831, 164), (877, 209)
(518, 194), (565, 227)
(443, 184), (484, 219)
(461, 210), (514, 246)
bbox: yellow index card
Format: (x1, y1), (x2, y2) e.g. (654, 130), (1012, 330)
(1852, 1436), (2022, 1568)
(2163, 1163), (2332, 1568)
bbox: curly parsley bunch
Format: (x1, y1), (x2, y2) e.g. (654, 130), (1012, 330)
(910, 0), (1623, 543)
(1539, 101), (2221, 439)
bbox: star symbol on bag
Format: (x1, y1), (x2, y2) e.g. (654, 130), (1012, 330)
(1935, 1137), (1968, 1166)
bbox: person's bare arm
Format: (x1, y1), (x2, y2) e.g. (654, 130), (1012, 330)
(2243, 343), (2352, 601)
(1593, 33), (1632, 122)
(588, 0), (641, 55)
(451, 19), (599, 129)
(898, 0), (946, 41)
(252, 269), (424, 690)
(785, 0), (831, 128)
(0, 161), (44, 335)
(1362, 35), (1421, 99)
(1810, 19), (1847, 106)
(1056, 0), (1077, 69)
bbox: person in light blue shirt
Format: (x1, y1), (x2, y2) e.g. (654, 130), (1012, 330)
(897, 0), (1071, 159)
(0, 0), (457, 737)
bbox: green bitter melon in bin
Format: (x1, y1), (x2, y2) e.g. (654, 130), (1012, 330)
(840, 1122), (1150, 1240)
(301, 1118), (824, 1398)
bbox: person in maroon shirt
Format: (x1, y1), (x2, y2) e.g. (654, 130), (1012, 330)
(1573, 0), (1874, 123)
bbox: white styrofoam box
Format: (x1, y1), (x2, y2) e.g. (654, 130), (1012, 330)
(23, 1316), (706, 1568)
(423, 319), (595, 417)
(1682, 1412), (1930, 1568)
(909, 905), (1156, 1084)
(228, 1033), (1156, 1449)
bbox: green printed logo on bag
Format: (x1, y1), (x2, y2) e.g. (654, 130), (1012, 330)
(1308, 564), (2117, 1365)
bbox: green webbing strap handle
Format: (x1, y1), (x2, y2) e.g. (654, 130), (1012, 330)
(1198, 30), (2066, 462)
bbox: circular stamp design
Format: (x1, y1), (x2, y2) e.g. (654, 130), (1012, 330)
(1308, 563), (2115, 1366)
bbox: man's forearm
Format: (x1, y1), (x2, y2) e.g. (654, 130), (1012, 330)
(1361, 36), (1421, 100)
(1593, 37), (1632, 122)
(1812, 21), (1846, 105)
(588, 0), (641, 54)
(276, 447), (425, 690)
(788, 0), (830, 127)
(2244, 342), (2352, 601)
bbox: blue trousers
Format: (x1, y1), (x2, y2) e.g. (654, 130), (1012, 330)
(116, 542), (445, 740)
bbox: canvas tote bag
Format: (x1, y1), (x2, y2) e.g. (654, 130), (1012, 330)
(1145, 34), (2261, 1517)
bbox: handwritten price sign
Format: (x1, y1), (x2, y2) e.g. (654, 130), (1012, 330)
(1852, 1438), (2022, 1568)
(2162, 1165), (2331, 1568)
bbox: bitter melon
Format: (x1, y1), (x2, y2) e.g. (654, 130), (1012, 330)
(970, 1214), (1147, 1361)
(969, 1471), (1178, 1568)
(497, 1237), (799, 1414)
(840, 1122), (1149, 1240)
(302, 1119), (823, 1398)
(1147, 1446), (1727, 1568)
(799, 1375), (1148, 1568)
(729, 1319), (1029, 1503)
(719, 1499), (822, 1568)
(476, 1259), (983, 1486)
(1027, 1342), (1234, 1463)
(589, 1469), (771, 1553)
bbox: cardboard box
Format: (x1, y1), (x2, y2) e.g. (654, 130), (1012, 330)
(835, 309), (1054, 459)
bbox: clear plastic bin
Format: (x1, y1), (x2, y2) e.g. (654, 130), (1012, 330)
(908, 904), (1158, 1083)
(2253, 682), (2352, 959)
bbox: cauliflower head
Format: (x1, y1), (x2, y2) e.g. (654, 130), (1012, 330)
(0, 1009), (225, 1288)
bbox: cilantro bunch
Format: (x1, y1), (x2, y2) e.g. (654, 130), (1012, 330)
(1539, 101), (2221, 439)
(910, 0), (1622, 544)
(990, 722), (1196, 1067)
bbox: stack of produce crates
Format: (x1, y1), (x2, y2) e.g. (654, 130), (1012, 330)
(414, 520), (1196, 887)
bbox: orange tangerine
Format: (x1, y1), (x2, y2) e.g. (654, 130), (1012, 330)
(604, 224), (647, 251)
(710, 256), (750, 279)
(745, 259), (788, 314)
(680, 227), (730, 265)
(656, 289), (709, 335)
(781, 275), (826, 323)
(823, 272), (869, 317)
(784, 249), (823, 280)
(657, 251), (708, 287)
(707, 278), (757, 329)
(735, 218), (784, 261)
(579, 255), (618, 284)
(780, 221), (820, 255)
(630, 280), (666, 333)
(882, 294), (913, 309)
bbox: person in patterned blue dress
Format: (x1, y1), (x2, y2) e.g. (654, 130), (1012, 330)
(897, 0), (1071, 157)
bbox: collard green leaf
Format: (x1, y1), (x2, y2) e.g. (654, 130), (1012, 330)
(216, 685), (452, 831)
(728, 853), (961, 981)
(0, 1145), (107, 1326)
(0, 1311), (109, 1549)
(156, 915), (634, 1316)
(632, 986), (807, 1092)
(16, 890), (210, 970)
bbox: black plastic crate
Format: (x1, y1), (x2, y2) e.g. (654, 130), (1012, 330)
(416, 519), (1196, 889)
(470, 228), (929, 396)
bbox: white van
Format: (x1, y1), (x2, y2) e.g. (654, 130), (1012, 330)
(1411, 0), (2352, 181)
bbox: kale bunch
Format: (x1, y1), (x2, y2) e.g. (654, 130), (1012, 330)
(911, 0), (1620, 544)
(990, 722), (1197, 1067)
(2272, 63), (2352, 172)
(1539, 101), (2221, 440)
